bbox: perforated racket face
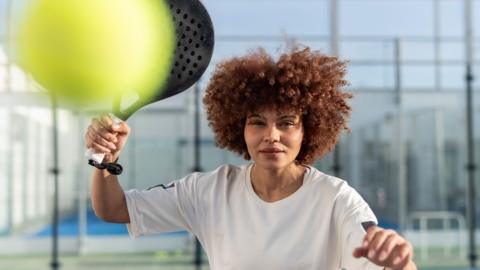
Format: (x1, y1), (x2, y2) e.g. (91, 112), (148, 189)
(166, 0), (214, 97)
(117, 0), (214, 120)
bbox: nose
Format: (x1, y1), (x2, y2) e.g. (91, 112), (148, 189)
(263, 124), (280, 143)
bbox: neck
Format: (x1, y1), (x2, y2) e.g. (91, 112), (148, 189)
(250, 163), (306, 202)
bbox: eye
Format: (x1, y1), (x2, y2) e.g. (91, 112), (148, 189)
(248, 119), (265, 126)
(279, 121), (295, 127)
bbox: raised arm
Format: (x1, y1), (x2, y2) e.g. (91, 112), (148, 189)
(85, 115), (131, 223)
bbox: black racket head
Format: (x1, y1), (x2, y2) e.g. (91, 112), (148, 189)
(116, 0), (214, 120)
(164, 0), (215, 99)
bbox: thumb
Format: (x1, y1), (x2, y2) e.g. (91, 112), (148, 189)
(352, 247), (368, 258)
(112, 121), (130, 135)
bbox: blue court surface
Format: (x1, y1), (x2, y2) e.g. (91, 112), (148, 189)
(27, 212), (477, 270)
(31, 209), (187, 237)
(31, 211), (397, 237)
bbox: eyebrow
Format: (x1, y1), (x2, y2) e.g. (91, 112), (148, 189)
(247, 114), (298, 120)
(278, 115), (298, 120)
(248, 114), (263, 119)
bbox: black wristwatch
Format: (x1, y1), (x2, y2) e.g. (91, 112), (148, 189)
(88, 159), (123, 175)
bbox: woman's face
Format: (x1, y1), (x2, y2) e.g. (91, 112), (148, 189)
(244, 108), (304, 170)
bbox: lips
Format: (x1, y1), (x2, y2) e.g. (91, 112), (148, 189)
(259, 148), (284, 153)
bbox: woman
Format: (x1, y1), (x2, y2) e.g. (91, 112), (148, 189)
(85, 47), (417, 270)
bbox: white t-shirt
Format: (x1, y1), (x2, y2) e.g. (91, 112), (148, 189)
(125, 164), (383, 270)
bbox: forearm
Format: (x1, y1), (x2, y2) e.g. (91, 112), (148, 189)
(91, 168), (130, 223)
(385, 260), (417, 270)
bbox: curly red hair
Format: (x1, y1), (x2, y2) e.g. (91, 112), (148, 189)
(203, 46), (352, 164)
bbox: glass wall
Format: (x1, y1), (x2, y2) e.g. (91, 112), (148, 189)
(0, 0), (479, 268)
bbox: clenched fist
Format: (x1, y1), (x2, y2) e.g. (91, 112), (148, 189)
(353, 226), (416, 270)
(85, 115), (130, 163)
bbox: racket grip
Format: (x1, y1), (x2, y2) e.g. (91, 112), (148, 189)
(85, 113), (123, 163)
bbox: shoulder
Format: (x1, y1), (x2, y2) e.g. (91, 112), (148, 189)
(305, 166), (367, 207)
(180, 163), (247, 190)
(305, 166), (376, 226)
(198, 163), (246, 178)
(306, 166), (354, 197)
(191, 163), (246, 183)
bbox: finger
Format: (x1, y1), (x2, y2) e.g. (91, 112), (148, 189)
(93, 115), (118, 133)
(365, 226), (383, 243)
(90, 122), (118, 143)
(371, 229), (396, 251)
(87, 128), (111, 147)
(87, 129), (117, 150)
(352, 247), (368, 258)
(91, 118), (112, 134)
(370, 229), (396, 258)
(391, 243), (412, 268)
(377, 234), (398, 262)
(99, 114), (114, 129)
(112, 121), (130, 134)
(362, 226), (381, 248)
(91, 141), (112, 154)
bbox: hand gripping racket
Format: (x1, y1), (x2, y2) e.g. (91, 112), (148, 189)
(86, 0), (214, 174)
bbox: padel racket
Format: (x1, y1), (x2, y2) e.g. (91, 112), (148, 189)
(86, 0), (214, 174)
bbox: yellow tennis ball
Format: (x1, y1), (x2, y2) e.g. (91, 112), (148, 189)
(16, 0), (175, 105)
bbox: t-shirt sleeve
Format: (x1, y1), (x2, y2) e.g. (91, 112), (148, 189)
(337, 184), (384, 270)
(124, 173), (199, 238)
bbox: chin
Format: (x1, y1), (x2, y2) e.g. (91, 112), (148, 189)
(254, 158), (291, 170)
